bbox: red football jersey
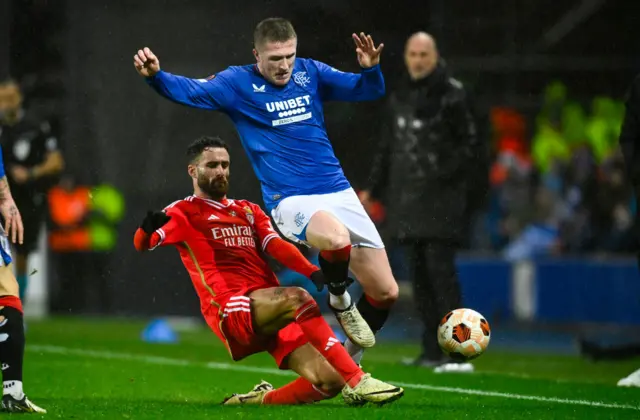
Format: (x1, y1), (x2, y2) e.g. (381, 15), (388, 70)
(147, 195), (281, 308)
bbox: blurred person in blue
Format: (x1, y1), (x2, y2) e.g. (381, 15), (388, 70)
(503, 187), (562, 262)
(557, 146), (598, 253)
(591, 157), (635, 253)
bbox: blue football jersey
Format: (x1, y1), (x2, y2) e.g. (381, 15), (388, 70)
(145, 58), (385, 211)
(0, 145), (5, 179)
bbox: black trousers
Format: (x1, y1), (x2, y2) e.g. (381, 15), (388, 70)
(407, 239), (462, 360)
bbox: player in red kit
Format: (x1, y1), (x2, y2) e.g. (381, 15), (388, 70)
(133, 136), (403, 406)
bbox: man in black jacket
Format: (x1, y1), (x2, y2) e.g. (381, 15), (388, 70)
(360, 32), (486, 370)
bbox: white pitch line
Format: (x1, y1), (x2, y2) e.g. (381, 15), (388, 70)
(28, 345), (640, 411)
(391, 382), (640, 411)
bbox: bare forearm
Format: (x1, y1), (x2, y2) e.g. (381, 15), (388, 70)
(0, 176), (14, 203)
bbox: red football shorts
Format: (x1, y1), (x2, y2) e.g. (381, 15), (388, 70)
(209, 294), (309, 369)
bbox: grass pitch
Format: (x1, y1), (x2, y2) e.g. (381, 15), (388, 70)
(14, 317), (640, 419)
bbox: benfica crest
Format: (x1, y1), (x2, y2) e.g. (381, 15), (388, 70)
(244, 206), (254, 225)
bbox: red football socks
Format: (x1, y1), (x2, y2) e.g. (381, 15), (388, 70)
(294, 300), (364, 388)
(263, 377), (333, 405)
(320, 244), (351, 263)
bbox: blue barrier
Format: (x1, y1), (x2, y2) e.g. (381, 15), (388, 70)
(457, 258), (512, 320)
(454, 257), (640, 325)
(535, 259), (640, 324)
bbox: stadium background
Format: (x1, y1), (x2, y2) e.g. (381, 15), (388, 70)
(2, 0), (639, 348)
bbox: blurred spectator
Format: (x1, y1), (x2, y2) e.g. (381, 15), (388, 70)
(476, 77), (636, 258)
(0, 79), (64, 303)
(556, 145), (598, 253)
(587, 97), (623, 164)
(592, 158), (634, 252)
(536, 80), (567, 129)
(48, 175), (125, 314)
(561, 101), (587, 147)
(486, 138), (534, 249)
(361, 32), (486, 371)
(503, 187), (562, 261)
(532, 118), (571, 175)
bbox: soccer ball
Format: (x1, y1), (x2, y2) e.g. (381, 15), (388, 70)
(437, 308), (491, 361)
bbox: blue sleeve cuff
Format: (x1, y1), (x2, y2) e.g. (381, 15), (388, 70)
(361, 64), (381, 73)
(145, 70), (166, 83)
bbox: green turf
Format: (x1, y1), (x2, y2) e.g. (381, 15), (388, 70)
(9, 317), (640, 419)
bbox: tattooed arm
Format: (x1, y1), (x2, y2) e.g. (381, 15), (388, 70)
(0, 176), (24, 245)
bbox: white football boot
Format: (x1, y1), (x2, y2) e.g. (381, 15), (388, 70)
(341, 373), (404, 406)
(617, 368), (640, 387)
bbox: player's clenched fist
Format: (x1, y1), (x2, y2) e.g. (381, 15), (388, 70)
(133, 47), (160, 77)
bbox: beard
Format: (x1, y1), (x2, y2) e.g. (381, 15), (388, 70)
(198, 174), (229, 200)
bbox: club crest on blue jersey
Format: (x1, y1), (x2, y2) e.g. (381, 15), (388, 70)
(293, 71), (311, 87)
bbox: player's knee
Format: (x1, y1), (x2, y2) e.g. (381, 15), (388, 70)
(368, 281), (399, 306)
(326, 230), (350, 251)
(321, 224), (350, 251)
(385, 281), (400, 303)
(284, 287), (315, 312)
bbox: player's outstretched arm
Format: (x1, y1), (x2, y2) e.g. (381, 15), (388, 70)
(315, 32), (385, 102)
(265, 238), (326, 292)
(133, 47), (234, 111)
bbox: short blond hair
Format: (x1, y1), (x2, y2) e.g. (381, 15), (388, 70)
(254, 18), (297, 48)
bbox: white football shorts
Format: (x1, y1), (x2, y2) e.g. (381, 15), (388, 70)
(0, 225), (12, 267)
(270, 187), (384, 249)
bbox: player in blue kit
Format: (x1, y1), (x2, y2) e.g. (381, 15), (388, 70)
(133, 18), (399, 364)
